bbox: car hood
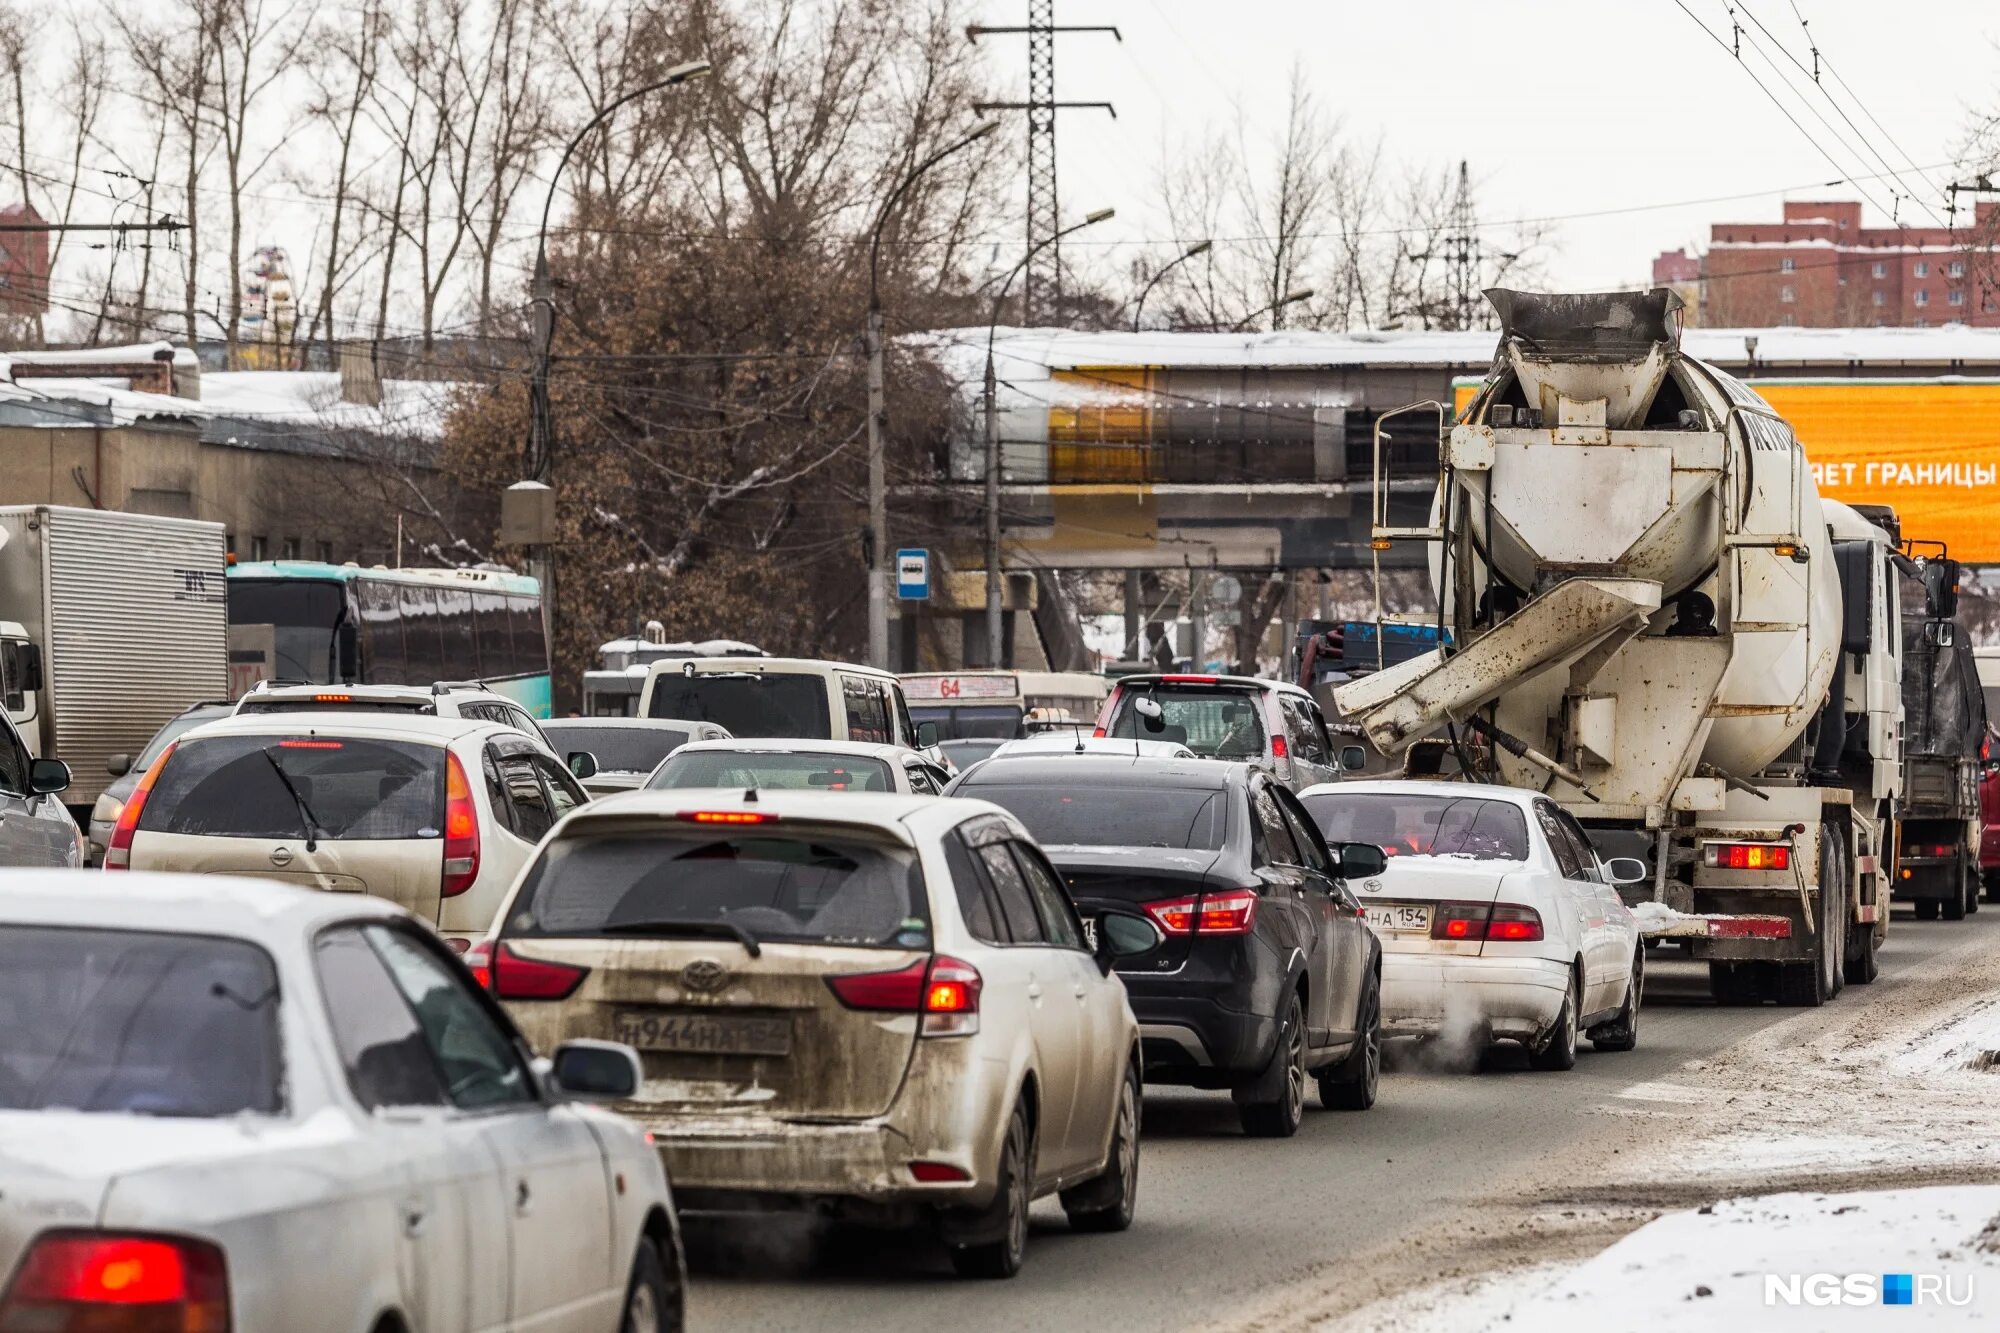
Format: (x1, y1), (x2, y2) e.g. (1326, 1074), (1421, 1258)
(1042, 844), (1225, 879)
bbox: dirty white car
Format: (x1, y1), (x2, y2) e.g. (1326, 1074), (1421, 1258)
(0, 872), (682, 1330)
(474, 789), (1154, 1278)
(1298, 780), (1645, 1069)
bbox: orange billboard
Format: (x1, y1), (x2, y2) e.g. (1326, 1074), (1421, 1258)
(1450, 377), (2000, 563)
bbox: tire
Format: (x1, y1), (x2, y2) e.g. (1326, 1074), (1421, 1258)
(1316, 969), (1381, 1111)
(1943, 887), (1967, 922)
(1236, 992), (1307, 1138)
(1966, 864), (1980, 915)
(948, 1100), (1034, 1279)
(1062, 1063), (1139, 1233)
(1590, 954), (1642, 1053)
(619, 1238), (683, 1333)
(1845, 909), (1880, 986)
(1528, 968), (1580, 1071)
(1916, 898), (1941, 921)
(1984, 869), (2000, 905)
(1821, 825), (1846, 998)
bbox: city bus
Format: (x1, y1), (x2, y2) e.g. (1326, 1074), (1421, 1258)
(225, 562), (552, 717)
(899, 670), (1109, 740)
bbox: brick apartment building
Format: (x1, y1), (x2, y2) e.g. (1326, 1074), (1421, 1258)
(1673, 200), (2000, 328)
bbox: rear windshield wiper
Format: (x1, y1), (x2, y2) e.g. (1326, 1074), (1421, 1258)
(261, 748), (326, 852)
(596, 919), (763, 956)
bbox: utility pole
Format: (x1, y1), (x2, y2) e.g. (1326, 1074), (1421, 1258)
(1946, 176), (2000, 317)
(1444, 161), (1479, 332)
(970, 5), (1119, 325)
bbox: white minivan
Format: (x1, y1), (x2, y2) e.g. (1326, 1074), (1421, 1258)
(637, 658), (925, 749)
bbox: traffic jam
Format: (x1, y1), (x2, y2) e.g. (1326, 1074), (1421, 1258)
(1, 293), (1992, 1331)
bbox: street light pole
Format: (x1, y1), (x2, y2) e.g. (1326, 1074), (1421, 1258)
(866, 120), (999, 671)
(1229, 287), (1315, 333)
(983, 206), (1114, 667)
(526, 58), (710, 662)
(1131, 239), (1211, 333)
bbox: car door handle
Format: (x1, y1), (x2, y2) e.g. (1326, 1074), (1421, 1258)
(1027, 981), (1043, 1000)
(1072, 981), (1088, 999)
(514, 1179), (532, 1215)
(400, 1199), (427, 1238)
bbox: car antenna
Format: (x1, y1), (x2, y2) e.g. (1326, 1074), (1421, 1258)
(743, 786), (758, 803)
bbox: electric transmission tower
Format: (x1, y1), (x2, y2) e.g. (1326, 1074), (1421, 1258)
(971, 2), (1118, 325)
(1443, 161), (1481, 332)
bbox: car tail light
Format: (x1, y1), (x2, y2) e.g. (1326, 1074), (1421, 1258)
(313, 694), (352, 704)
(1429, 901), (1543, 942)
(442, 752), (479, 897)
(0, 1230), (230, 1330)
(463, 939), (493, 989)
(1092, 726), (1107, 738)
(1703, 842), (1790, 870)
(909, 1162), (970, 1183)
(486, 943), (587, 1000)
(105, 743), (175, 871)
(826, 956), (982, 1037)
(678, 811), (776, 825)
(1160, 675), (1218, 683)
(1270, 735), (1289, 760)
(1143, 890), (1256, 935)
(277, 739), (344, 750)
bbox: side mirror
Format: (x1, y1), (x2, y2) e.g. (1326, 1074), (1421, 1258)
(1336, 841), (1388, 880)
(1092, 909), (1163, 974)
(1925, 557), (1962, 620)
(548, 1039), (642, 1102)
(566, 750), (599, 780)
(105, 753), (132, 778)
(1339, 745), (1368, 772)
(915, 720), (940, 748)
(28, 758), (69, 796)
(1604, 856), (1650, 887)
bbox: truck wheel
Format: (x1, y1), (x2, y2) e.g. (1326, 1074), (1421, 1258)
(1943, 888), (1966, 921)
(1915, 899), (1940, 921)
(1964, 865), (1979, 916)
(1984, 870), (2000, 905)
(1844, 912), (1879, 985)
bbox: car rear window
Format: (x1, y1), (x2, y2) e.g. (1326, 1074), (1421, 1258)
(961, 780), (1227, 851)
(508, 832), (930, 949)
(646, 673), (831, 739)
(1106, 686), (1267, 759)
(1300, 792), (1531, 862)
(647, 751), (894, 792)
(0, 926), (281, 1116)
(543, 724), (690, 773)
(140, 735), (445, 841)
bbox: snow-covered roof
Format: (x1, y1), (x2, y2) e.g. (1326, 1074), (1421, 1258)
(200, 371), (457, 441)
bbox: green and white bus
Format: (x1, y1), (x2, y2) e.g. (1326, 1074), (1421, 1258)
(225, 562), (551, 717)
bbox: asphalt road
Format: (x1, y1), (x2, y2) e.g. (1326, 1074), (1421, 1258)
(684, 910), (1991, 1332)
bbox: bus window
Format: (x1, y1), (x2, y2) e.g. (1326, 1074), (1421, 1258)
(436, 588), (476, 678)
(473, 592), (512, 679)
(228, 578), (344, 683)
(356, 579), (407, 684)
(400, 585), (445, 684)
(509, 597), (548, 676)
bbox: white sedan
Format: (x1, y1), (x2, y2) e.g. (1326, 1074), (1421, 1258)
(643, 738), (957, 795)
(1297, 780), (1645, 1069)
(0, 872), (683, 1331)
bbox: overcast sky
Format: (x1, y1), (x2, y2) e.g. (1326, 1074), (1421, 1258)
(966, 0), (2000, 293)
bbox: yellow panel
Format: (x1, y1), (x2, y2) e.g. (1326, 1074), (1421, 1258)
(1049, 368), (1154, 482)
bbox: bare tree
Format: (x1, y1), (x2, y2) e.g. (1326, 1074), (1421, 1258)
(299, 0), (389, 350)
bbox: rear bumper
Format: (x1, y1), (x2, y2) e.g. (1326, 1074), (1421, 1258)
(1379, 952), (1568, 1043)
(1117, 939), (1284, 1082)
(1893, 857), (1963, 902)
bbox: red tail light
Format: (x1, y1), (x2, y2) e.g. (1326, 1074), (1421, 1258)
(0, 1231), (230, 1329)
(1702, 841), (1790, 870)
(1429, 901), (1543, 942)
(1270, 734), (1288, 760)
(1091, 726), (1107, 738)
(105, 742), (175, 871)
(442, 752), (479, 897)
(463, 939), (493, 990)
(826, 956), (982, 1036)
(1143, 890), (1257, 935)
(909, 1161), (970, 1183)
(486, 943), (587, 1000)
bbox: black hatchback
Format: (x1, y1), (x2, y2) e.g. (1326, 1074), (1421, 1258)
(947, 754), (1385, 1137)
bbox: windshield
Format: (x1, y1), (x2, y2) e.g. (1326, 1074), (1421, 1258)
(1106, 686), (1267, 759)
(0, 926), (281, 1116)
(647, 673), (831, 739)
(962, 780), (1228, 851)
(508, 833), (930, 948)
(137, 707), (232, 772)
(1300, 792), (1531, 862)
(909, 705), (1024, 740)
(228, 578), (346, 684)
(542, 724), (690, 773)
(140, 735), (445, 840)
(647, 750), (895, 792)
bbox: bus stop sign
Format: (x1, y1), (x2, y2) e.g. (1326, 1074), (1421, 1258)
(896, 549), (929, 600)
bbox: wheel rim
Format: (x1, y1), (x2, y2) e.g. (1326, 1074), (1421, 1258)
(626, 1283), (658, 1333)
(1115, 1078), (1139, 1217)
(1561, 978), (1578, 1055)
(1284, 1003), (1306, 1121)
(1006, 1120), (1030, 1262)
(1361, 983), (1381, 1096)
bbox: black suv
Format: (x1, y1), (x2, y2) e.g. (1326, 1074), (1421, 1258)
(948, 754), (1385, 1137)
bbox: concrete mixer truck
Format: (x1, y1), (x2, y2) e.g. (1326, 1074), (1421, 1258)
(1336, 289), (1902, 1007)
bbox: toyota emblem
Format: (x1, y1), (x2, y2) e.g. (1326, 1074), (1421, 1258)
(681, 959), (729, 993)
(270, 846), (294, 868)
(1361, 878), (1383, 893)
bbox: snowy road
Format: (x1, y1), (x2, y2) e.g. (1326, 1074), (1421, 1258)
(682, 910), (2000, 1332)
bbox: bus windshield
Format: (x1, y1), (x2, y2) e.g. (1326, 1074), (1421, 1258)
(227, 579), (344, 683)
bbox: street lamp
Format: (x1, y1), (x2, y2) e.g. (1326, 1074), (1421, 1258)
(1231, 287), (1314, 332)
(521, 56), (708, 686)
(1131, 239), (1212, 332)
(865, 119), (1000, 671)
(983, 206), (1115, 666)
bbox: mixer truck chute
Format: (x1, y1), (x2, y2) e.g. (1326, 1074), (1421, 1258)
(1336, 289), (1901, 1008)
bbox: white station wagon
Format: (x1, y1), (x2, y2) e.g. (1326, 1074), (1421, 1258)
(1298, 780), (1645, 1069)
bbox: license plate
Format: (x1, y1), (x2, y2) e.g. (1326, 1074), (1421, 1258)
(614, 1010), (792, 1057)
(1363, 902), (1432, 934)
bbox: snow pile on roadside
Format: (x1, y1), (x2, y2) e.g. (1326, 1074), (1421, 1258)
(1348, 1186), (2000, 1332)
(1889, 994), (2000, 1078)
(1628, 901), (1700, 934)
